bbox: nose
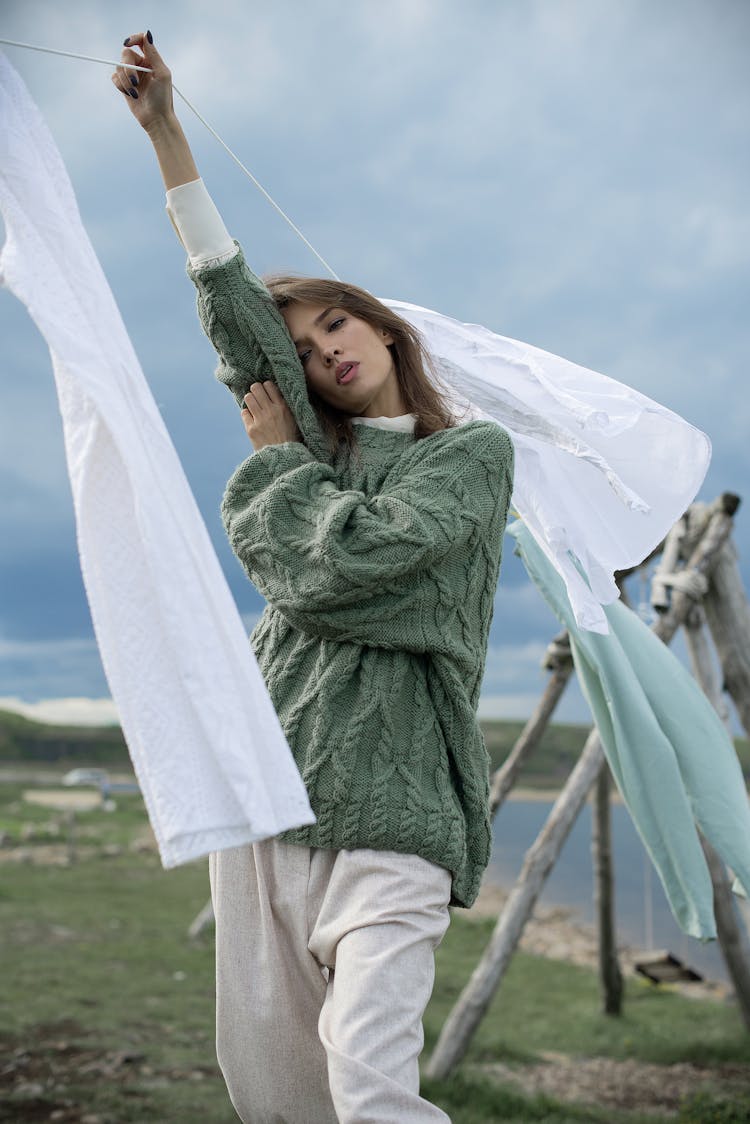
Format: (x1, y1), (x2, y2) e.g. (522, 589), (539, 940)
(322, 341), (341, 364)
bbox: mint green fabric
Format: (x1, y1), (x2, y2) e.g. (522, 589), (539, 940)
(509, 518), (750, 939)
(188, 248), (514, 907)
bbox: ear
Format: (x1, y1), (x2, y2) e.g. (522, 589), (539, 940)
(380, 327), (394, 346)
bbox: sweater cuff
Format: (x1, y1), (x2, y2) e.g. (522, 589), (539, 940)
(165, 178), (238, 267)
(225, 441), (318, 495)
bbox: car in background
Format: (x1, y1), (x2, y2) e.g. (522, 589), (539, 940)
(62, 768), (111, 788)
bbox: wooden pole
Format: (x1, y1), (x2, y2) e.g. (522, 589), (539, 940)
(592, 764), (623, 1015)
(648, 516), (686, 613)
(701, 837), (750, 1032)
(490, 640), (572, 817)
(427, 729), (606, 1079)
(188, 898), (215, 940)
(651, 496), (737, 646)
(683, 605), (750, 1030)
(65, 810), (76, 865)
(684, 605), (733, 730)
(702, 536), (750, 739)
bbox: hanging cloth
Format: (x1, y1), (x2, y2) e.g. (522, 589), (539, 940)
(509, 518), (750, 939)
(384, 300), (711, 634)
(0, 53), (315, 867)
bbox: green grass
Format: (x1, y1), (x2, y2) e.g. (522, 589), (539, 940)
(0, 782), (147, 849)
(1, 846), (229, 1121)
(1, 777), (749, 1121)
(429, 917), (750, 1068)
(422, 1072), (659, 1124)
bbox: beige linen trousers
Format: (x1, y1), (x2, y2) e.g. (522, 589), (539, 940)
(208, 838), (453, 1123)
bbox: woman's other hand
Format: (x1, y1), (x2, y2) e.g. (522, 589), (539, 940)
(241, 383), (302, 452)
(111, 31), (173, 134)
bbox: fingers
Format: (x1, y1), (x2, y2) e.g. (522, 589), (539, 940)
(242, 382), (285, 434)
(240, 384), (300, 450)
(112, 47), (143, 100)
(111, 30), (168, 94)
(122, 30), (170, 79)
(243, 381), (281, 412)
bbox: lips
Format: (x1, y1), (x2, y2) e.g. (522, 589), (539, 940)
(336, 362), (359, 385)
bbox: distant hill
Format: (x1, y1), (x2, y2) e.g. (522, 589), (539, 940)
(0, 708), (128, 766)
(480, 717), (750, 789)
(2, 707), (747, 789)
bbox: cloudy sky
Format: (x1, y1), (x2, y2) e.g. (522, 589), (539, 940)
(1, 0), (748, 729)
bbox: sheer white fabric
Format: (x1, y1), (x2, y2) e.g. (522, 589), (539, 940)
(384, 300), (711, 633)
(0, 53), (315, 867)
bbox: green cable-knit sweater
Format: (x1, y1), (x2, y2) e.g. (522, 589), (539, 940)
(188, 247), (514, 907)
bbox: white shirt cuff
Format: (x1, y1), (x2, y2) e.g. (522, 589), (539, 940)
(165, 178), (238, 267)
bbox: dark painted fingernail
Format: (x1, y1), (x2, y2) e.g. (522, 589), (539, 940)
(123, 37), (130, 46)
(130, 89), (139, 99)
(146, 30), (153, 44)
(129, 75), (138, 86)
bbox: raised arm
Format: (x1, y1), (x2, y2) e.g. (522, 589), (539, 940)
(112, 32), (302, 451)
(112, 30), (199, 190)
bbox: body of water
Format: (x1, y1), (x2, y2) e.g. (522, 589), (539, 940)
(488, 798), (743, 987)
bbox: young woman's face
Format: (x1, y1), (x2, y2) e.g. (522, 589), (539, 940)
(282, 302), (406, 418)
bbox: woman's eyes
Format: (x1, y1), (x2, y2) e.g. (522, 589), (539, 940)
(298, 317), (346, 363)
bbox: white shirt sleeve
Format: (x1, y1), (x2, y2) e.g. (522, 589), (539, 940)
(165, 178), (238, 267)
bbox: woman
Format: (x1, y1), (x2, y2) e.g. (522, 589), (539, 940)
(114, 32), (514, 1124)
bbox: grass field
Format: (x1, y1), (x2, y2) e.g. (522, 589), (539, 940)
(2, 776), (750, 1122)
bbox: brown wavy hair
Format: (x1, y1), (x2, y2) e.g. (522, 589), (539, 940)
(264, 275), (463, 460)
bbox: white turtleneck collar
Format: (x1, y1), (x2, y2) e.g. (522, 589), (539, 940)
(351, 414), (417, 433)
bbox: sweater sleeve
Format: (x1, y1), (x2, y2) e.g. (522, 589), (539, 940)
(187, 247), (306, 410)
(221, 422), (514, 649)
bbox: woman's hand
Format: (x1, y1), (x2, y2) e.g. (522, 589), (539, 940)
(112, 31), (199, 190)
(241, 382), (302, 452)
(111, 31), (174, 134)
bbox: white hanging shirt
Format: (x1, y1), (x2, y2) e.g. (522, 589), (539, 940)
(0, 54), (315, 867)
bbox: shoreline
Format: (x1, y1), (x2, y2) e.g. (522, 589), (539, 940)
(465, 876), (731, 1001)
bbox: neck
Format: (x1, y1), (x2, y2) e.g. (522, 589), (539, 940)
(358, 386), (408, 419)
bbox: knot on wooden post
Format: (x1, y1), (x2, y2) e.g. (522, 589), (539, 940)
(543, 631), (572, 671)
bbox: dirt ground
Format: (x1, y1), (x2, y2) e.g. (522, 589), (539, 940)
(463, 879), (750, 1116)
(0, 1018), (217, 1124)
(475, 1052), (750, 1116)
(22, 790), (102, 812)
(2, 1017), (747, 1121)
